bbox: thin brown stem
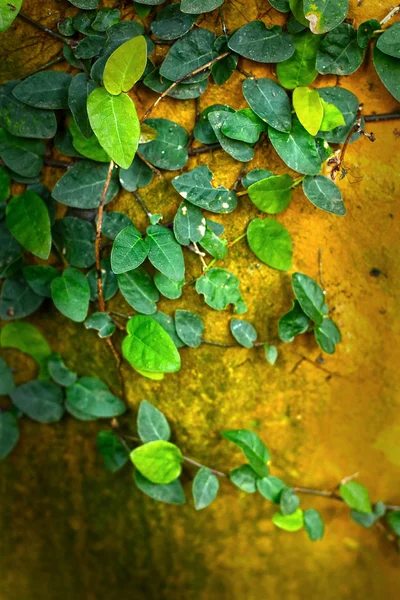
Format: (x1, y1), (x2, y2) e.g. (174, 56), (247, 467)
(188, 142), (222, 156)
(183, 455), (227, 477)
(96, 161), (114, 313)
(133, 190), (152, 219)
(137, 151), (162, 178)
(21, 55), (66, 80)
(364, 112), (400, 122)
(18, 12), (73, 45)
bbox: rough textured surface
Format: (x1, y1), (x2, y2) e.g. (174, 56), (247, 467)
(1, 1), (400, 599)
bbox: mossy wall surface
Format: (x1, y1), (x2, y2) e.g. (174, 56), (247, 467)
(0, 1), (399, 599)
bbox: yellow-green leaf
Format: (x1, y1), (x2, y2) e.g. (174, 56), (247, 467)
(103, 35), (147, 95)
(319, 99), (346, 132)
(292, 86), (323, 136)
(130, 440), (183, 484)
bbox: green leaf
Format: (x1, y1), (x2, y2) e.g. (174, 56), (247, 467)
(230, 318), (257, 348)
(122, 314), (181, 373)
(172, 166), (237, 214)
(373, 46), (400, 102)
(154, 273), (183, 300)
(376, 22), (400, 59)
(52, 216), (96, 268)
(257, 476), (287, 503)
(0, 81), (57, 139)
(194, 104), (233, 144)
(104, 36), (147, 95)
(138, 118), (188, 170)
(11, 380), (64, 423)
(97, 430), (129, 473)
(303, 0), (349, 34)
(0, 129), (45, 177)
(0, 321), (51, 378)
(386, 511), (400, 535)
(92, 8), (120, 32)
(175, 310), (204, 347)
(68, 0), (99, 7)
(68, 73), (97, 139)
(208, 111), (254, 162)
(22, 266), (57, 299)
(293, 87), (323, 136)
(223, 429), (270, 478)
(6, 190), (51, 259)
(289, 0), (308, 26)
(264, 344), (278, 365)
(302, 175), (345, 215)
(0, 274), (43, 321)
(134, 470), (186, 504)
(100, 212), (133, 240)
(144, 67), (208, 100)
(47, 353), (77, 387)
(160, 28), (217, 82)
(66, 377), (126, 418)
(173, 201), (206, 245)
(221, 109), (266, 144)
(278, 300), (310, 342)
(340, 480), (372, 514)
(351, 501), (386, 529)
(52, 160), (119, 208)
(146, 225), (185, 281)
(319, 99), (346, 131)
(211, 36), (238, 85)
(196, 268), (247, 314)
(280, 488), (300, 515)
(193, 467), (219, 509)
(228, 22), (294, 63)
(69, 119), (109, 162)
(0, 0), (23, 32)
(314, 317), (341, 354)
(277, 30), (321, 89)
(269, 117), (321, 175)
(84, 312), (116, 338)
(230, 464), (258, 493)
(117, 268), (159, 315)
(304, 508), (325, 540)
(248, 174), (293, 215)
(0, 166), (11, 201)
(51, 267), (90, 323)
(137, 399), (171, 443)
(0, 411), (19, 459)
(269, 0), (290, 12)
(292, 272), (325, 325)
(87, 257), (118, 302)
(111, 225), (149, 274)
(357, 19), (381, 50)
(151, 312), (185, 349)
(199, 220), (228, 259)
(0, 354), (15, 395)
(247, 218), (292, 271)
(130, 440), (183, 484)
(75, 35), (105, 60)
(87, 88), (140, 169)
(180, 0), (223, 13)
(273, 508), (304, 531)
(151, 4), (197, 40)
(316, 24), (364, 76)
(317, 87), (361, 143)
(119, 156), (153, 192)
(12, 71), (72, 110)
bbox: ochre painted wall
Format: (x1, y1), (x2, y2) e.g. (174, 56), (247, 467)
(1, 1), (400, 599)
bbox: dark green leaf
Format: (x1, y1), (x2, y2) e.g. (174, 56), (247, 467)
(6, 190), (51, 259)
(303, 175), (345, 215)
(180, 0), (223, 13)
(51, 267), (90, 322)
(196, 268), (247, 314)
(68, 0), (99, 8)
(99, 211), (132, 240)
(242, 168), (273, 189)
(280, 488), (300, 515)
(0, 274), (43, 321)
(351, 501), (386, 528)
(87, 257), (118, 302)
(340, 480), (372, 514)
(117, 268), (159, 315)
(66, 376), (126, 418)
(208, 111), (254, 162)
(160, 28), (217, 83)
(228, 22), (294, 63)
(134, 470), (186, 504)
(146, 224), (185, 281)
(72, 11), (96, 34)
(151, 4), (197, 40)
(111, 225), (149, 274)
(257, 476), (287, 503)
(304, 508), (324, 540)
(194, 104), (233, 144)
(47, 353), (77, 387)
(230, 318), (257, 348)
(289, 0), (308, 26)
(316, 24), (364, 76)
(143, 67), (208, 99)
(221, 108), (265, 144)
(92, 8), (120, 32)
(0, 129), (44, 177)
(230, 464), (258, 493)
(154, 273), (183, 300)
(264, 344), (278, 365)
(0, 166), (11, 201)
(0, 81), (57, 139)
(137, 399), (171, 443)
(243, 78), (292, 133)
(247, 218), (292, 271)
(75, 35), (105, 60)
(357, 19), (380, 50)
(269, 0), (290, 12)
(173, 201), (206, 245)
(130, 440), (183, 484)
(52, 160), (119, 208)
(314, 317), (341, 354)
(386, 511), (400, 535)
(273, 509), (304, 531)
(68, 73), (97, 139)
(193, 467), (219, 509)
(376, 22), (400, 59)
(373, 46), (400, 102)
(138, 119), (188, 170)
(11, 380), (64, 423)
(278, 300), (310, 342)
(292, 272), (325, 325)
(12, 72), (72, 109)
(0, 411), (19, 459)
(276, 30), (320, 89)
(0, 321), (51, 378)
(248, 174), (293, 214)
(211, 37), (238, 85)
(97, 430), (128, 473)
(172, 166), (237, 214)
(223, 429), (269, 478)
(151, 312), (185, 348)
(84, 312), (116, 338)
(303, 0), (349, 34)
(0, 355), (15, 395)
(269, 117), (321, 175)
(175, 309), (204, 347)
(119, 156), (153, 192)
(52, 216), (95, 268)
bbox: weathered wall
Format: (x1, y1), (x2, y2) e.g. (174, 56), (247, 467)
(1, 1), (400, 599)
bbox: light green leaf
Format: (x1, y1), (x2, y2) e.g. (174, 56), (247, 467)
(292, 272), (325, 325)
(228, 21), (294, 63)
(196, 268), (247, 314)
(314, 317), (341, 354)
(221, 108), (266, 144)
(199, 220), (228, 259)
(52, 160), (119, 208)
(69, 118), (110, 162)
(0, 0), (23, 32)
(277, 30), (321, 89)
(146, 224), (185, 281)
(264, 344), (278, 365)
(66, 377), (126, 418)
(6, 190), (51, 259)
(130, 440), (183, 484)
(278, 300), (310, 342)
(230, 319), (257, 348)
(376, 22), (400, 59)
(111, 225), (149, 274)
(248, 174), (293, 214)
(51, 267), (90, 323)
(172, 166), (237, 214)
(242, 168), (273, 189)
(269, 117), (321, 175)
(134, 470), (186, 504)
(151, 312), (185, 349)
(316, 24), (364, 76)
(175, 309), (204, 348)
(84, 312), (117, 338)
(0, 321), (51, 378)
(319, 99), (346, 131)
(11, 380), (64, 423)
(137, 399), (171, 443)
(87, 87), (140, 169)
(257, 476), (287, 503)
(47, 353), (77, 387)
(303, 0), (349, 34)
(247, 218), (292, 271)
(104, 35), (147, 95)
(340, 480), (372, 514)
(293, 86), (323, 136)
(97, 430), (129, 473)
(122, 314), (181, 373)
(223, 429), (270, 478)
(273, 509), (304, 531)
(193, 467), (220, 509)
(304, 508), (325, 540)
(117, 268), (159, 315)
(230, 464), (258, 493)
(303, 175), (345, 215)
(0, 411), (19, 459)
(317, 87), (360, 143)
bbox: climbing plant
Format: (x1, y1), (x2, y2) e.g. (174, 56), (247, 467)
(0, 0), (399, 548)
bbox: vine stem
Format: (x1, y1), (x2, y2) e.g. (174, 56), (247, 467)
(364, 112), (400, 122)
(18, 12), (73, 45)
(21, 55), (66, 80)
(141, 52), (231, 122)
(183, 456), (227, 477)
(96, 161), (114, 313)
(380, 3), (400, 25)
(188, 142), (221, 156)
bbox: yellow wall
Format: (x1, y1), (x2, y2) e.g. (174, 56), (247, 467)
(1, 1), (400, 599)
